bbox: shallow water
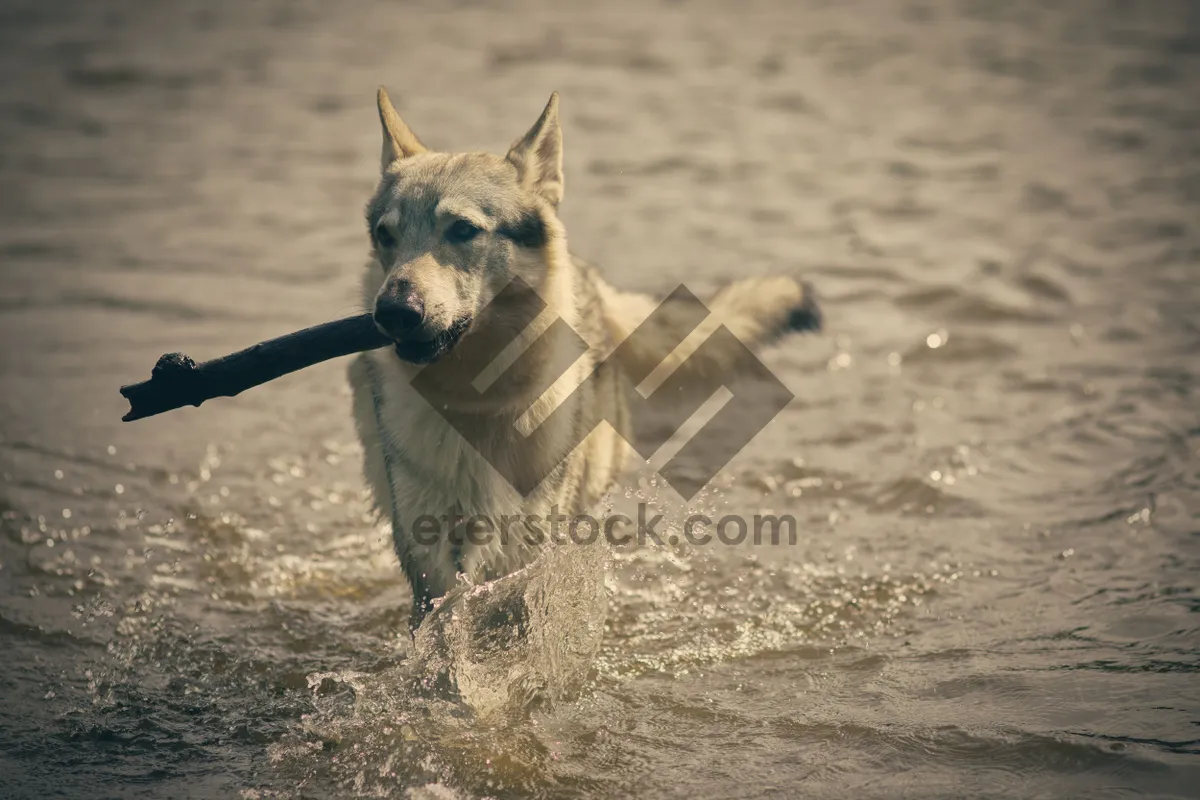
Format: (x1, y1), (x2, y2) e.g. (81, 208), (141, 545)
(1, 0), (1199, 797)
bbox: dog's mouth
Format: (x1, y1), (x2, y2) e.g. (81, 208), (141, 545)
(390, 316), (472, 365)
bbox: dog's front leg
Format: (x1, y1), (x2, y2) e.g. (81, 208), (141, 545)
(349, 354), (449, 633)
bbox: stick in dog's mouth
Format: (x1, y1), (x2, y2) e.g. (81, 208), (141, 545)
(119, 314), (392, 422)
(389, 315), (473, 365)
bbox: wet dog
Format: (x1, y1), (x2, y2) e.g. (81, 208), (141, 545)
(349, 88), (820, 636)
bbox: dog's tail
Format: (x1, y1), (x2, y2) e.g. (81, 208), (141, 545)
(594, 274), (821, 384)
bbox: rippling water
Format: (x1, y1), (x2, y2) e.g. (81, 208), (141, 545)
(1, 0), (1198, 797)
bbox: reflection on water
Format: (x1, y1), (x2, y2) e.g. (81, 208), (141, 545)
(1, 0), (1199, 797)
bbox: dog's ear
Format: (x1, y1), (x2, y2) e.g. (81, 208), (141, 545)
(377, 86), (427, 170)
(506, 93), (563, 207)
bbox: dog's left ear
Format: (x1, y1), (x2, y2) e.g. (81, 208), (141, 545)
(506, 93), (563, 207)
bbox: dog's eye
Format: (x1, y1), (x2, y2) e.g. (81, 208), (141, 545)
(445, 219), (481, 244)
(375, 224), (396, 249)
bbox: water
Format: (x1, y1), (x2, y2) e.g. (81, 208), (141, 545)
(1, 0), (1198, 796)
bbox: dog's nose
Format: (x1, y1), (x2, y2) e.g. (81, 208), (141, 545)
(374, 290), (425, 335)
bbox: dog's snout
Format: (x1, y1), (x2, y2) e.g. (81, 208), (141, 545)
(375, 286), (425, 335)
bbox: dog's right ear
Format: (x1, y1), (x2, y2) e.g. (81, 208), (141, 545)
(506, 93), (564, 207)
(377, 86), (428, 171)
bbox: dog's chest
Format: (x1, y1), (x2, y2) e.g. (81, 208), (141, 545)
(364, 350), (525, 519)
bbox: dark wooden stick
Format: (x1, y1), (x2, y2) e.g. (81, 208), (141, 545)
(120, 314), (392, 422)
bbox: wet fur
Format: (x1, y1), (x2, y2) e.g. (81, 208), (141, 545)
(349, 89), (820, 630)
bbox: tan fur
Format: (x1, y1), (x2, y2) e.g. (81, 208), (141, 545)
(596, 274), (815, 391)
(348, 89), (820, 634)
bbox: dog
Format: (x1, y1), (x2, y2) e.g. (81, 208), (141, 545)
(349, 88), (821, 636)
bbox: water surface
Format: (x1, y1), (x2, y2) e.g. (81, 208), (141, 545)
(1, 0), (1198, 797)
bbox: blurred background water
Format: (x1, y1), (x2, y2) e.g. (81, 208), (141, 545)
(0, 0), (1198, 797)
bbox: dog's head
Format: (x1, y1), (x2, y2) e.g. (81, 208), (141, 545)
(363, 87), (565, 365)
